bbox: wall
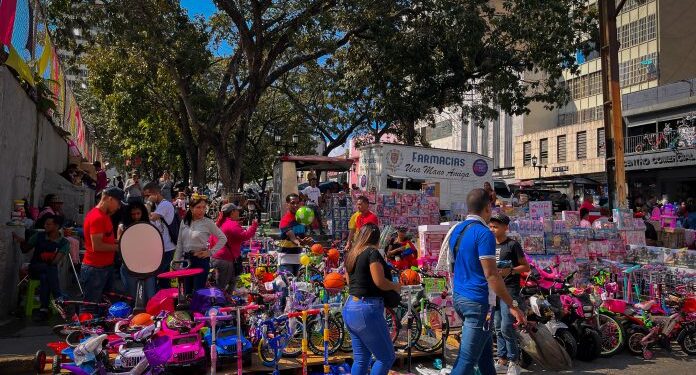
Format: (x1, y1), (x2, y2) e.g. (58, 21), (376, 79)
(657, 0), (696, 85)
(0, 67), (90, 320)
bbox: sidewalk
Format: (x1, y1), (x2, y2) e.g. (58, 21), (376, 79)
(0, 315), (56, 374)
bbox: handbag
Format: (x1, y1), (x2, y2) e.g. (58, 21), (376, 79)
(383, 289), (401, 308)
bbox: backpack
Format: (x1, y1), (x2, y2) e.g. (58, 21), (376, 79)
(166, 212), (181, 244)
(450, 220), (486, 270)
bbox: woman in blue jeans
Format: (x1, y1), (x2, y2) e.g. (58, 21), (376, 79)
(343, 224), (401, 375)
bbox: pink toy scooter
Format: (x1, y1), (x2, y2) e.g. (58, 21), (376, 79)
(157, 260), (204, 311)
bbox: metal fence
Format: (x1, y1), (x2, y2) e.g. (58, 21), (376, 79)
(625, 126), (696, 154)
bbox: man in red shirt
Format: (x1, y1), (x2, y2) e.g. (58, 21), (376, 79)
(80, 187), (123, 310)
(346, 196), (379, 250)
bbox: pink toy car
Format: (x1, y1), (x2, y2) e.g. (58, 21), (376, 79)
(160, 311), (206, 370)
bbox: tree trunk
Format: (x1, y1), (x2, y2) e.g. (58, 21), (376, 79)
(402, 118), (417, 145)
(213, 140), (234, 192)
(192, 140), (209, 187)
(229, 127), (247, 190)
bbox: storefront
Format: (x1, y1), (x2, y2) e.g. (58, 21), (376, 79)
(625, 148), (696, 204)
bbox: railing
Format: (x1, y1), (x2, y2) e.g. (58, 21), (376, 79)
(625, 126), (696, 154)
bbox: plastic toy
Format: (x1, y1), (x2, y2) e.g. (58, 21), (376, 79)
(327, 248), (340, 264)
(160, 310), (206, 369)
(295, 206), (315, 226)
(400, 269), (421, 286)
(323, 273), (345, 290)
(311, 243), (324, 255)
(157, 260), (204, 310)
(219, 304), (260, 374)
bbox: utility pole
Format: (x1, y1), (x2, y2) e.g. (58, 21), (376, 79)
(599, 0), (627, 209)
(597, 0), (628, 212)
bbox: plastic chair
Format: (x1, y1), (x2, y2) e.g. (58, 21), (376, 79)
(25, 279), (42, 316)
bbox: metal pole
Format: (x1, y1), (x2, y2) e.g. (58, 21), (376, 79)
(599, 0), (628, 209)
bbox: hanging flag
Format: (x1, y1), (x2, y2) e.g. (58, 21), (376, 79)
(0, 0), (18, 46)
(5, 44), (35, 85)
(36, 32), (52, 75)
(25, 0), (33, 52)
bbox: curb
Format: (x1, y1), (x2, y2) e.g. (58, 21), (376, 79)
(0, 354), (35, 374)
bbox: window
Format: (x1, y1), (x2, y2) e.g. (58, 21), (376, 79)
(424, 120), (453, 141)
(620, 52), (658, 86)
(540, 138), (549, 165)
(617, 14), (656, 50)
(597, 128), (606, 157)
(405, 178), (425, 191)
(386, 176), (403, 190)
(523, 141), (531, 166)
(557, 135), (567, 163)
(577, 131), (587, 159)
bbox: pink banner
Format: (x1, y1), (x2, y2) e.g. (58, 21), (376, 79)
(0, 0), (18, 45)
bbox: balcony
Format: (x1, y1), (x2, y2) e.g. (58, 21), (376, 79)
(625, 127), (696, 154)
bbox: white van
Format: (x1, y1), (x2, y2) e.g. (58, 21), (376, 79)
(358, 143), (493, 211)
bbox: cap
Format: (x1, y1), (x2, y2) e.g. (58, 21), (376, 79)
(221, 203), (241, 214)
(490, 213), (510, 225)
(49, 196), (64, 204)
(103, 187), (125, 202)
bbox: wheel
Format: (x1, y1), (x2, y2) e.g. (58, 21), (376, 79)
(627, 329), (649, 356)
(34, 350), (47, 374)
(576, 328), (601, 361)
(385, 306), (421, 350)
(678, 328), (696, 355)
(555, 329), (578, 359)
(598, 313), (625, 357)
(282, 321), (304, 357)
(257, 338), (281, 367)
(51, 355), (61, 375)
(635, 144), (643, 153)
(414, 303), (450, 353)
(336, 315), (353, 352)
(307, 315), (344, 356)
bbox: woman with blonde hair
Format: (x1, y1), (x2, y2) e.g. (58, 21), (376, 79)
(342, 223), (400, 375)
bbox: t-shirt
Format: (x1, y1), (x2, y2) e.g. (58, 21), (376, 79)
(348, 212), (360, 230)
(301, 186), (322, 206)
(160, 180), (174, 201)
(348, 247), (390, 298)
(495, 238), (525, 291)
(83, 207), (117, 267)
(153, 200), (176, 252)
(448, 218), (496, 304)
(278, 211), (306, 265)
(27, 232), (70, 264)
(355, 211), (379, 230)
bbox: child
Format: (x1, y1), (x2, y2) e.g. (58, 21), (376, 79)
(385, 226), (418, 270)
(489, 213), (530, 375)
(580, 208), (592, 228)
(174, 191), (187, 218)
(13, 214), (68, 321)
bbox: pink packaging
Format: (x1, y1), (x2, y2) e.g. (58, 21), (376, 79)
(570, 239), (589, 259)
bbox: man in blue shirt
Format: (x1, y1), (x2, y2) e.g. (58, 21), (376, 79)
(449, 188), (526, 375)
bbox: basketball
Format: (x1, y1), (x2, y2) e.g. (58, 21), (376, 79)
(295, 206), (315, 225)
(327, 248), (340, 263)
(311, 243), (324, 255)
(324, 273), (346, 290)
(400, 269), (421, 286)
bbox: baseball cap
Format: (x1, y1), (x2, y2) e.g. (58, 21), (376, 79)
(221, 203), (241, 214)
(490, 213), (510, 225)
(103, 187), (125, 202)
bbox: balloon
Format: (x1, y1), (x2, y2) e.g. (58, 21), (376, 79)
(295, 206), (315, 225)
(300, 254), (311, 266)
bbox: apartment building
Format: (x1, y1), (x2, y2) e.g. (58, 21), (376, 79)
(514, 0), (696, 199)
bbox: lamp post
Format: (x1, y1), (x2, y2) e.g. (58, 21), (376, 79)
(531, 155), (547, 180)
(274, 132), (299, 155)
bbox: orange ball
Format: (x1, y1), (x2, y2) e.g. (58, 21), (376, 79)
(327, 248), (340, 263)
(400, 269), (421, 286)
(324, 273), (346, 290)
(311, 243), (324, 255)
(131, 313), (153, 327)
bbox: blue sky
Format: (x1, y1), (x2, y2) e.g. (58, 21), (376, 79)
(181, 0), (233, 56)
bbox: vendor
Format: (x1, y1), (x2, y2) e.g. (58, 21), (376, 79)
(385, 226), (418, 270)
(36, 194), (65, 228)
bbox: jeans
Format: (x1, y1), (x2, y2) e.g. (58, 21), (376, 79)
(183, 255), (210, 294)
(342, 297), (395, 375)
(29, 263), (64, 309)
(211, 258), (236, 291)
(79, 264), (114, 313)
(451, 295), (496, 375)
(120, 264), (155, 302)
(494, 295), (524, 362)
(156, 251), (174, 290)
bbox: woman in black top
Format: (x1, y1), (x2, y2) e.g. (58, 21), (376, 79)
(343, 224), (400, 375)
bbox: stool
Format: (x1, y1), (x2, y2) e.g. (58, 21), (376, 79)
(25, 279), (42, 316)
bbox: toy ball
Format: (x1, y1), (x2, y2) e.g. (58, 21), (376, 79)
(255, 267), (267, 278)
(400, 269), (421, 286)
(300, 254), (312, 266)
(311, 243), (324, 255)
(108, 301), (132, 318)
(327, 248), (340, 263)
(131, 312), (153, 327)
(324, 273), (346, 290)
(77, 312), (94, 322)
(295, 206), (315, 225)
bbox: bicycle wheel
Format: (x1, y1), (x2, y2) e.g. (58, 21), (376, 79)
(257, 338), (280, 367)
(282, 320), (304, 357)
(338, 315), (353, 352)
(386, 305), (421, 350)
(414, 302), (450, 353)
(598, 313), (625, 357)
(307, 315), (344, 355)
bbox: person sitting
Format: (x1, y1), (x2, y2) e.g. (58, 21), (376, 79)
(384, 226), (418, 270)
(13, 214), (68, 321)
(36, 194), (65, 229)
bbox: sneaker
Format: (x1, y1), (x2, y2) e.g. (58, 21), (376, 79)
(495, 361), (508, 374)
(506, 362), (521, 375)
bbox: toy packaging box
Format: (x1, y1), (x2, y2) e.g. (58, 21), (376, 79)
(612, 208), (635, 229)
(570, 238), (589, 259)
(523, 235), (546, 255)
(562, 211), (581, 228)
(529, 201), (553, 220)
(544, 233), (570, 255)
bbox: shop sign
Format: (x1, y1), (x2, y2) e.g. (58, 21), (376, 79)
(552, 166), (569, 173)
(624, 148), (696, 170)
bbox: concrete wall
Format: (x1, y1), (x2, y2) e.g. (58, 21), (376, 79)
(658, 0), (696, 85)
(0, 67), (92, 320)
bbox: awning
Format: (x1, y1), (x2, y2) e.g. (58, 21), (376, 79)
(278, 155), (354, 171)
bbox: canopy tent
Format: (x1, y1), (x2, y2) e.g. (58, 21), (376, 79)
(278, 155), (354, 172)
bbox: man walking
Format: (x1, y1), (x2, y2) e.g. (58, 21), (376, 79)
(345, 195), (379, 250)
(449, 189), (526, 375)
(81, 187), (123, 312)
(143, 182), (178, 289)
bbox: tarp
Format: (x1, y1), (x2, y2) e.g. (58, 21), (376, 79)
(278, 155), (353, 172)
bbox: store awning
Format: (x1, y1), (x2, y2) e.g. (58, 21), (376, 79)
(278, 155), (354, 171)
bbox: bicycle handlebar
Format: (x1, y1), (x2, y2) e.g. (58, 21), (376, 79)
(309, 302), (342, 310)
(219, 304), (261, 313)
(287, 309), (321, 318)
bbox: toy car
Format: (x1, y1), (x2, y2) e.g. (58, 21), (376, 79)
(161, 311), (206, 369)
(203, 326), (253, 366)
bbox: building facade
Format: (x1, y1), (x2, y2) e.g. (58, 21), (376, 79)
(515, 0), (696, 198)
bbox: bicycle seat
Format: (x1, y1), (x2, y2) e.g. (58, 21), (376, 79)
(634, 300), (656, 311)
(157, 268), (204, 279)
